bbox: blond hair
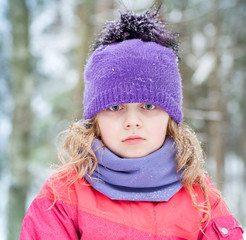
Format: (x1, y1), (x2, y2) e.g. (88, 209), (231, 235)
(54, 117), (220, 224)
(167, 119), (220, 224)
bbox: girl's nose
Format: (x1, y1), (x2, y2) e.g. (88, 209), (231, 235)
(123, 112), (142, 129)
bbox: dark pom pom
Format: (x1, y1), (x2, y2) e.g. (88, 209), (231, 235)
(92, 10), (179, 57)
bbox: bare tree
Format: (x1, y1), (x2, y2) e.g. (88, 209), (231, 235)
(207, 0), (225, 190)
(73, 0), (115, 119)
(72, 0), (97, 119)
(8, 0), (33, 239)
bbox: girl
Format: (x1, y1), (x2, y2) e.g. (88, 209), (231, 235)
(20, 9), (243, 239)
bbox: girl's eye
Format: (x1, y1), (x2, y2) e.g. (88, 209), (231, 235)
(142, 104), (156, 110)
(108, 105), (123, 111)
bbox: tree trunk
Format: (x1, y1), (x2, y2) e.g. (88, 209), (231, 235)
(73, 0), (115, 120)
(8, 0), (33, 239)
(208, 0), (224, 191)
(73, 0), (97, 120)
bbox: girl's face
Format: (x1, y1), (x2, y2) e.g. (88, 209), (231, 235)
(96, 103), (169, 158)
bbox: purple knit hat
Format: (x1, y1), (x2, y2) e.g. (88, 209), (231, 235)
(83, 38), (183, 123)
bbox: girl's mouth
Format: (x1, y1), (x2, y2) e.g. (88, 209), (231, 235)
(122, 136), (145, 145)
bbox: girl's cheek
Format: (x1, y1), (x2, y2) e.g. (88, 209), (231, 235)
(101, 110), (123, 118)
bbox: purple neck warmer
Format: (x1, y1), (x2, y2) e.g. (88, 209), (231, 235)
(85, 137), (182, 202)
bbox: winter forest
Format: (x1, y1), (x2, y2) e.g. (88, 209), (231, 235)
(0, 0), (246, 239)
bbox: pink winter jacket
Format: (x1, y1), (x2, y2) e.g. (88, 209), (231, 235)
(20, 175), (244, 239)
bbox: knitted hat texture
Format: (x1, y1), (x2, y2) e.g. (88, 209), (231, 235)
(83, 39), (183, 123)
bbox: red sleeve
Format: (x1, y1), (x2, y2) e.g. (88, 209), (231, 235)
(20, 197), (81, 239)
(198, 215), (244, 239)
(198, 176), (244, 239)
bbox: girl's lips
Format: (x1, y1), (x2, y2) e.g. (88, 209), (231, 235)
(122, 136), (145, 145)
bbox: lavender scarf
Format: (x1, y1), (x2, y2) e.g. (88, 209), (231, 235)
(85, 137), (182, 202)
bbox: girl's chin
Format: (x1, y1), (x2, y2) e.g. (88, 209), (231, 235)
(117, 151), (149, 159)
(106, 144), (157, 159)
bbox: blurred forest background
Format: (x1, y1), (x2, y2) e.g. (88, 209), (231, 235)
(0, 0), (246, 239)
